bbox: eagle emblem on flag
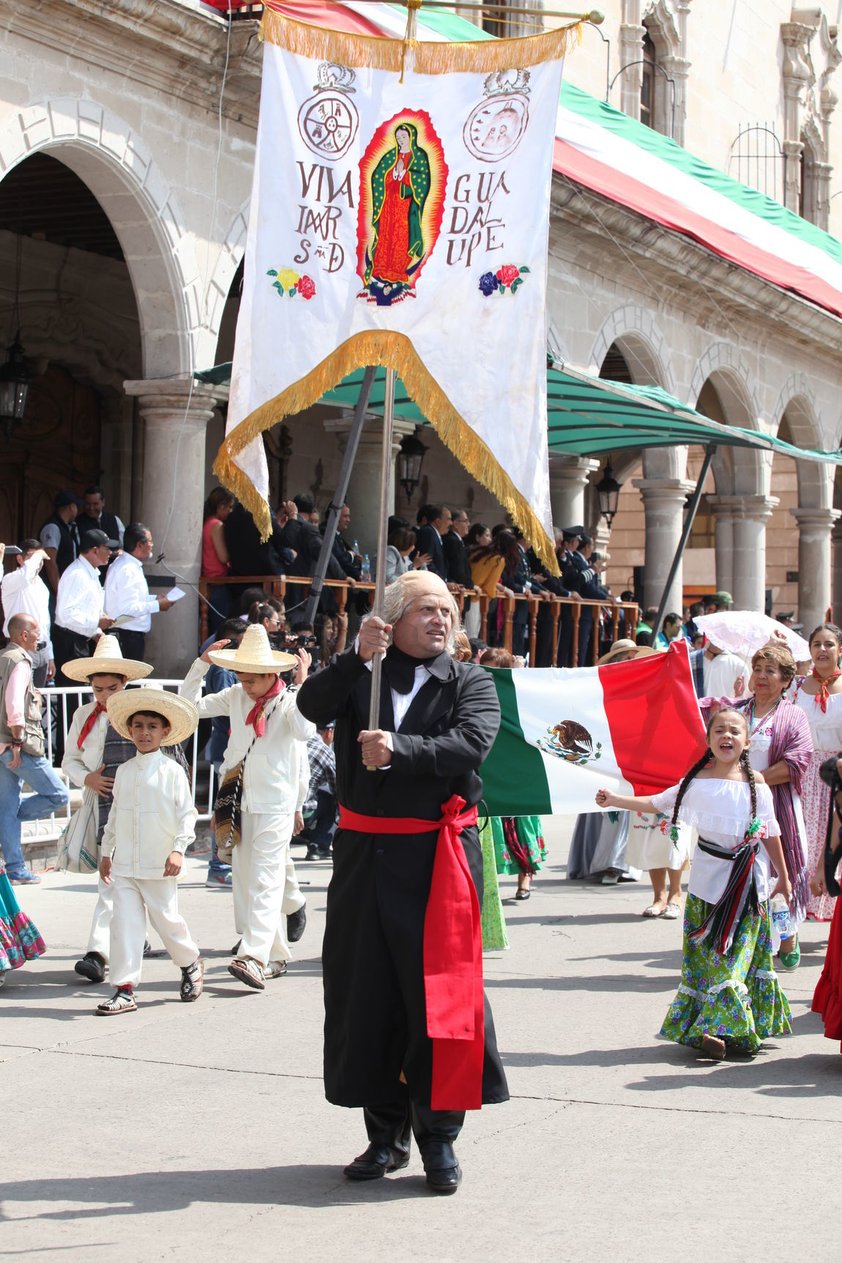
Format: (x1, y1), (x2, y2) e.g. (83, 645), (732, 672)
(537, 720), (602, 765)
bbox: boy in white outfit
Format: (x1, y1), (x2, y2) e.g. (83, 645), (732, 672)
(61, 635), (153, 983)
(181, 623), (315, 990)
(96, 688), (203, 1015)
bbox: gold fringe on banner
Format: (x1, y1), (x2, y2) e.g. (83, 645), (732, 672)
(213, 331), (559, 575)
(260, 7), (586, 74)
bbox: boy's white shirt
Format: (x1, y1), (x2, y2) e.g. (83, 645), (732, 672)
(103, 748), (197, 878)
(62, 700), (108, 784)
(181, 658), (314, 814)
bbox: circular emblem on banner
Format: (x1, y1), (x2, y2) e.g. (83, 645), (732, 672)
(298, 91), (359, 160)
(463, 93), (529, 162)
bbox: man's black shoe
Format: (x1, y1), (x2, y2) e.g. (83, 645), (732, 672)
(74, 952), (106, 983)
(343, 1143), (410, 1181)
(287, 905), (306, 943)
(422, 1140), (462, 1194)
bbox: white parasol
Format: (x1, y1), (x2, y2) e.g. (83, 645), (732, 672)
(695, 612), (811, 663)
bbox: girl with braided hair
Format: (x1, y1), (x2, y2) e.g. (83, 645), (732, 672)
(596, 708), (792, 1060)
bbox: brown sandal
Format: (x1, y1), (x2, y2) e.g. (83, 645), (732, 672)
(228, 957), (265, 991)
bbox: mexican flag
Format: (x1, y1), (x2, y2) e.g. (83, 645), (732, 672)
(479, 641), (705, 817)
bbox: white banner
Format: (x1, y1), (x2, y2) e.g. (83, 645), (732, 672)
(216, 13), (580, 567)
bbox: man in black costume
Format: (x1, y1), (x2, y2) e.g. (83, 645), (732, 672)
(297, 570), (508, 1195)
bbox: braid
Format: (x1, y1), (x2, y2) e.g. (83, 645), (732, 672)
(670, 750), (713, 838)
(740, 749), (758, 829)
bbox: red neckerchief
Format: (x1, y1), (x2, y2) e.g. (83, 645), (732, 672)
(811, 667), (842, 713)
(244, 676), (284, 737)
(77, 702), (106, 749)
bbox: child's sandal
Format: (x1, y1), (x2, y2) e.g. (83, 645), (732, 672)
(180, 958), (204, 1002)
(96, 988), (137, 1016)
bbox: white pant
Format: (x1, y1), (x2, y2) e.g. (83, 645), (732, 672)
(232, 811), (294, 967)
(282, 849), (305, 915)
(87, 874), (114, 960)
(109, 875), (198, 988)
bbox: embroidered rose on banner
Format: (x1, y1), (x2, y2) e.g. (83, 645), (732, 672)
(268, 268), (317, 299)
(478, 264), (530, 296)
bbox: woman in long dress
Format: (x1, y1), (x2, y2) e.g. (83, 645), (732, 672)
(792, 623), (842, 922)
(0, 863), (45, 986)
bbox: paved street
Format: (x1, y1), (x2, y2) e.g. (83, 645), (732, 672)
(3, 819), (842, 1263)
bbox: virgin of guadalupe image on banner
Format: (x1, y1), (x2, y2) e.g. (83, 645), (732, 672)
(215, 9), (585, 569)
(358, 113), (445, 307)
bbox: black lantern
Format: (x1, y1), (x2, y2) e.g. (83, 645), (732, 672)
(0, 334), (31, 441)
(398, 427), (428, 500)
(596, 460), (622, 528)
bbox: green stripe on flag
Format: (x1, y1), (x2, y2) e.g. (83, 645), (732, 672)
(479, 668), (553, 817)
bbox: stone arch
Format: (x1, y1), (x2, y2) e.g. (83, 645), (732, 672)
(588, 304), (675, 392)
(689, 344), (764, 495)
(206, 198), (249, 357)
(0, 97), (207, 377)
(776, 383), (833, 515)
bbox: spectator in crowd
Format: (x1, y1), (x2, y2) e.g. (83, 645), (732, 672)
(706, 590), (734, 613)
(223, 501), (286, 580)
(320, 611), (349, 663)
(276, 495), (325, 579)
(654, 612), (685, 650)
(777, 611), (803, 632)
(576, 533), (611, 666)
(76, 486), (125, 549)
(688, 636), (745, 698)
(299, 722), (337, 861)
(635, 606), (658, 645)
(247, 600), (286, 648)
(0, 614), (69, 885)
(684, 601), (705, 643)
(53, 530), (117, 685)
(442, 509), (473, 590)
(39, 489), (81, 597)
(201, 487), (236, 633)
(415, 504), (451, 581)
(329, 504), (363, 584)
(1, 542), (54, 687)
(557, 527), (586, 666)
(380, 524), (430, 585)
(104, 523), (174, 660)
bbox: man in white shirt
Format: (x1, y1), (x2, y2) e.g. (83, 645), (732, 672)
(1, 540), (54, 687)
(104, 523), (173, 660)
(54, 529), (117, 686)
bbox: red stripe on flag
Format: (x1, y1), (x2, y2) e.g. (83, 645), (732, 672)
(599, 640), (706, 795)
(266, 1), (388, 36)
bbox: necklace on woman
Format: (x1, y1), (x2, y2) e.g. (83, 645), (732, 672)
(748, 695), (781, 735)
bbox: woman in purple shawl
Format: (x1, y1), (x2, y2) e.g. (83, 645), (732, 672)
(701, 641), (812, 970)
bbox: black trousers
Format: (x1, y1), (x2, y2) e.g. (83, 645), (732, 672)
(115, 628), (147, 661)
(322, 822), (509, 1109)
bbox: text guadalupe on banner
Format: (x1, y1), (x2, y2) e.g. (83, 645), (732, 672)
(214, 7), (586, 570)
(479, 640), (707, 817)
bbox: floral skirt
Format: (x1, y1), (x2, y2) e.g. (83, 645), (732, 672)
(802, 751), (836, 922)
(0, 871), (45, 972)
(660, 894), (791, 1054)
(812, 893), (842, 1049)
(492, 816), (547, 877)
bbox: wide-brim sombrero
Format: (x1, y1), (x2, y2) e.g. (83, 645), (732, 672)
(207, 622), (298, 674)
(62, 633), (153, 683)
(106, 687), (199, 746)
(597, 640), (657, 666)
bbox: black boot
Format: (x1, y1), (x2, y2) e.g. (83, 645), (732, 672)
(75, 952), (106, 983)
(343, 1103), (412, 1181)
(410, 1103), (464, 1195)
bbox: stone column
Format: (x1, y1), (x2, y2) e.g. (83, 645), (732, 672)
(709, 496), (736, 596)
(549, 456), (599, 530)
(124, 378), (222, 675)
(323, 413), (416, 559)
(792, 506), (840, 632)
(631, 476), (694, 613)
(730, 494), (777, 613)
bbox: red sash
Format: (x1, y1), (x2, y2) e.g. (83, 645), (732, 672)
(337, 795), (484, 1110)
(77, 702), (106, 749)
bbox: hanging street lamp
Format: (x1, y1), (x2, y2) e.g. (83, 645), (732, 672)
(397, 427), (428, 500)
(596, 460), (622, 528)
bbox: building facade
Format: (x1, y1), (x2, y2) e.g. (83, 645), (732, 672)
(1, 1), (841, 671)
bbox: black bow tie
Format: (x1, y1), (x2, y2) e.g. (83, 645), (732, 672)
(382, 646), (432, 694)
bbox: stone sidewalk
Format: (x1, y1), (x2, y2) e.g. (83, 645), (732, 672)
(3, 820), (841, 1263)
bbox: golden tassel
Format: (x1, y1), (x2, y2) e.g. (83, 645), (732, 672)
(213, 331), (560, 574)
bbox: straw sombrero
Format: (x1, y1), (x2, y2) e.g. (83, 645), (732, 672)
(62, 634), (153, 683)
(597, 639), (657, 666)
(106, 687), (199, 746)
(207, 622), (298, 674)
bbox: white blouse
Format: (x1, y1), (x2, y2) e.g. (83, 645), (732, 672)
(650, 778), (779, 904)
(793, 686), (842, 754)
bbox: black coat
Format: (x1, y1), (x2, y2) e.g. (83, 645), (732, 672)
(442, 529), (472, 588)
(223, 504), (284, 576)
(297, 646), (509, 1109)
(415, 524), (447, 581)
